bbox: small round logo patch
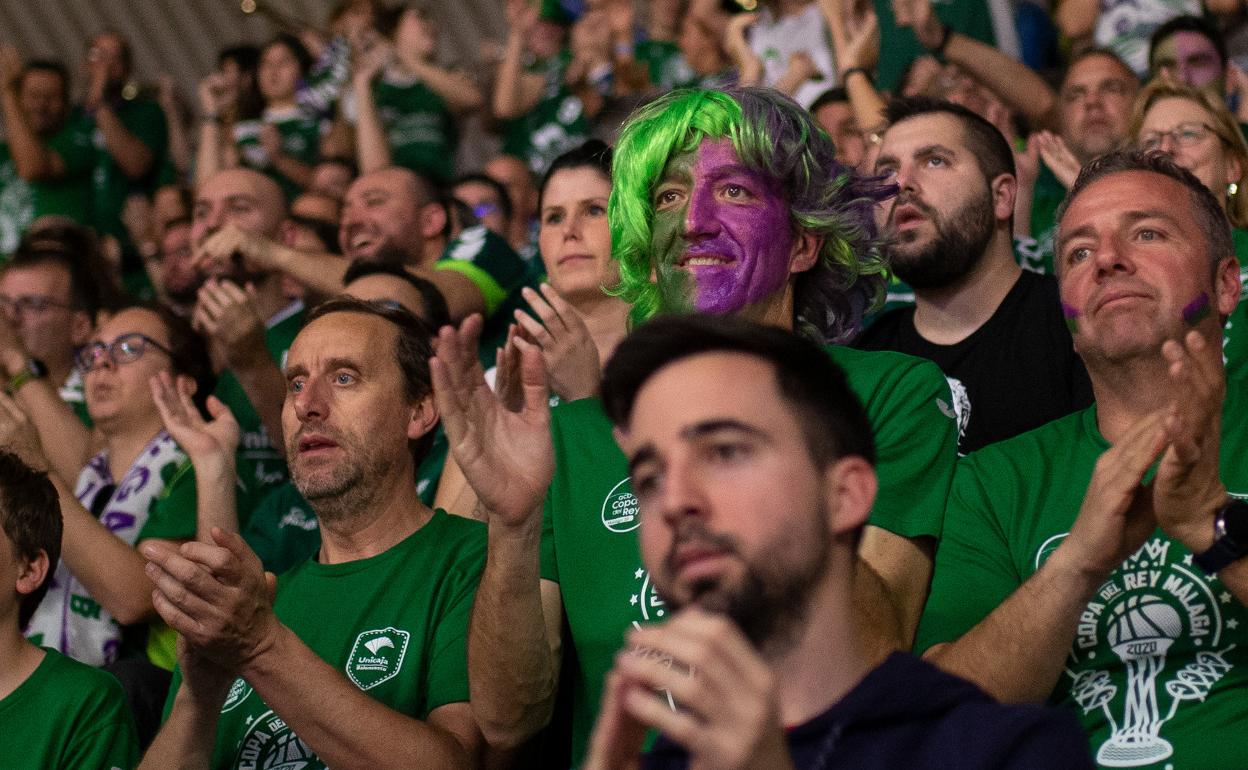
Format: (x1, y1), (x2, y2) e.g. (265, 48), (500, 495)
(601, 478), (640, 533)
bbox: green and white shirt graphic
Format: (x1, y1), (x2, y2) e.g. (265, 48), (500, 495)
(542, 345), (957, 764)
(918, 382), (1248, 770)
(163, 510), (485, 770)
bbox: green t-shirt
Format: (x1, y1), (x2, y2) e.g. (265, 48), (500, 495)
(0, 112), (94, 254)
(0, 649), (138, 770)
(371, 73), (457, 185)
(872, 0), (997, 92)
(541, 345), (957, 764)
(435, 225), (532, 367)
(243, 427), (450, 574)
(499, 51), (590, 176)
(89, 96), (167, 244)
(165, 509), (485, 770)
(234, 107), (323, 201)
(916, 386), (1248, 770)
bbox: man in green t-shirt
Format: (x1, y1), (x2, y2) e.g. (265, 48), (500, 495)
(917, 150), (1248, 770)
(437, 87), (957, 764)
(139, 298), (484, 770)
(0, 451), (138, 769)
(0, 53), (93, 253)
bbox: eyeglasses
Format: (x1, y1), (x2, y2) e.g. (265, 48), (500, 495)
(1140, 122), (1219, 152)
(75, 333), (174, 373)
(0, 294), (72, 316)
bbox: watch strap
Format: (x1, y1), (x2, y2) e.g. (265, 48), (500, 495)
(1194, 500), (1248, 575)
(4, 358), (46, 395)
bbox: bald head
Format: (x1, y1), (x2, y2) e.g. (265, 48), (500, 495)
(192, 168), (288, 247)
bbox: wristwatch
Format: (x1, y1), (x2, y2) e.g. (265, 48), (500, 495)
(4, 357), (46, 394)
(1193, 499), (1248, 575)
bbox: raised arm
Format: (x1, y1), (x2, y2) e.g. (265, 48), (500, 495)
(430, 315), (563, 749)
(493, 0), (546, 120)
(819, 0), (886, 134)
(85, 60), (157, 180)
(195, 73), (233, 186)
(1055, 0), (1099, 40)
(352, 44), (393, 175)
(0, 46), (69, 181)
(899, 0), (1059, 129)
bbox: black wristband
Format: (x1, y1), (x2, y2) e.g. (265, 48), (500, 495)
(840, 67), (872, 84)
(930, 25), (954, 58)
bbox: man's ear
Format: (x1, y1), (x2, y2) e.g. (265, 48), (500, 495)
(789, 230), (823, 275)
(14, 548), (49, 597)
(69, 310), (94, 347)
(1215, 255), (1243, 318)
(991, 173), (1017, 225)
(419, 202), (449, 241)
(821, 456), (876, 537)
(406, 392), (440, 441)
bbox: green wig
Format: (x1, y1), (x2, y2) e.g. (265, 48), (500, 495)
(609, 87), (892, 343)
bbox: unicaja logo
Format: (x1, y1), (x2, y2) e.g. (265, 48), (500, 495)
(346, 627), (410, 691)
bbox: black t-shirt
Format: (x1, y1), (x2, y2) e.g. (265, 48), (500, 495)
(853, 270), (1092, 454)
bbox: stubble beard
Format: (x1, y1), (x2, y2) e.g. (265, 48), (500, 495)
(656, 506), (833, 657)
(291, 444), (395, 527)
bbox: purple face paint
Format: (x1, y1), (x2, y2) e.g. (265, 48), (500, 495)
(672, 139), (796, 314)
(1182, 291), (1211, 325)
(1061, 301), (1080, 333)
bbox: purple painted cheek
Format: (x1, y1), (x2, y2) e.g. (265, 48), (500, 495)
(1061, 301), (1080, 333)
(1182, 291), (1211, 324)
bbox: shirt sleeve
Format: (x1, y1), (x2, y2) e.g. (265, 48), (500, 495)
(63, 674), (141, 770)
(425, 531), (487, 712)
(866, 357), (958, 540)
(47, 116), (95, 176)
(914, 455), (1026, 654)
(433, 228), (527, 317)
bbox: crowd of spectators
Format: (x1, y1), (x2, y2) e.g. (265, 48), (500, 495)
(1, 0), (1247, 768)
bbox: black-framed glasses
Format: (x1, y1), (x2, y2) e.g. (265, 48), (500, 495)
(75, 333), (174, 373)
(1140, 122), (1219, 152)
(0, 294), (72, 316)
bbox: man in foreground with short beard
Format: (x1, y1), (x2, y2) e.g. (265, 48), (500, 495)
(856, 98), (1092, 454)
(583, 315), (1093, 769)
(138, 298), (484, 770)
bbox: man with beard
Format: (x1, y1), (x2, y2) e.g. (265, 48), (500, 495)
(153, 218), (200, 316)
(138, 298), (485, 770)
(578, 315), (1092, 769)
(437, 87), (958, 765)
(856, 98), (1092, 453)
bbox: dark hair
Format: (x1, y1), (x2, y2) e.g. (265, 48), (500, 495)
(303, 297), (439, 466)
(1150, 15), (1227, 70)
(5, 242), (105, 318)
(885, 96), (1016, 183)
(809, 87), (850, 114)
(455, 173), (514, 223)
(218, 44), (261, 72)
(601, 314), (876, 467)
(20, 60), (69, 96)
(17, 219), (126, 312)
(129, 302), (217, 416)
(0, 450), (62, 629)
(1054, 149), (1233, 274)
(342, 260), (452, 330)
(377, 2), (433, 39)
(263, 33), (314, 77)
(538, 139), (613, 211)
